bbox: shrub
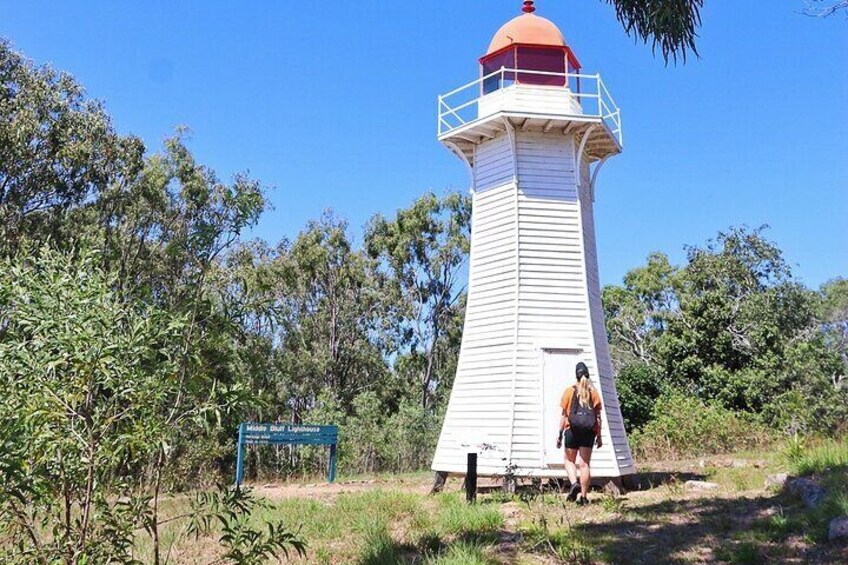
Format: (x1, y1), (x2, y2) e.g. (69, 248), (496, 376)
(630, 389), (772, 459)
(615, 362), (666, 432)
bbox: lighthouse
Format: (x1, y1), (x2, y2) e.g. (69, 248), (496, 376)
(432, 1), (635, 482)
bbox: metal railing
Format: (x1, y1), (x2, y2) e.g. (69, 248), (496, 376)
(437, 67), (622, 146)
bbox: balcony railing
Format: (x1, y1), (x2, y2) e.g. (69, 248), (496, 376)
(437, 67), (622, 146)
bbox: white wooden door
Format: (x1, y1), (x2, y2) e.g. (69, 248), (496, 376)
(541, 349), (580, 466)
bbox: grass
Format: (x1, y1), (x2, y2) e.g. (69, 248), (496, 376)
(522, 516), (597, 563)
(778, 436), (848, 542)
(435, 493), (504, 537)
(424, 541), (495, 565)
(785, 437), (848, 476)
(141, 441), (848, 563)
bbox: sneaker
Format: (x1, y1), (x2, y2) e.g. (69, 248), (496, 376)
(567, 483), (580, 502)
(577, 495), (589, 506)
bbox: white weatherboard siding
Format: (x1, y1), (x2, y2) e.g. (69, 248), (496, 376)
(432, 126), (634, 478)
(577, 156), (636, 476)
(479, 85), (583, 121)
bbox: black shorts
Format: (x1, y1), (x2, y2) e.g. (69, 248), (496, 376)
(563, 428), (595, 449)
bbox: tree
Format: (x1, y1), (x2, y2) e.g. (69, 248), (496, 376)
(818, 278), (848, 389)
(602, 252), (679, 368)
(365, 192), (471, 409)
(662, 227), (816, 411)
(0, 247), (182, 563)
(802, 1), (848, 17)
(604, 227), (847, 434)
(0, 40), (143, 255)
(602, 0), (704, 62)
(272, 213), (388, 417)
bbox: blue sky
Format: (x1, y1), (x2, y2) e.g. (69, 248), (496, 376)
(1, 1), (845, 289)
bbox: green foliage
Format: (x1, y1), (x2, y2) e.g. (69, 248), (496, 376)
(366, 191), (470, 410)
(0, 39), (144, 254)
(605, 227), (848, 440)
(602, 252), (679, 367)
(603, 0), (704, 63)
(614, 362), (666, 432)
(0, 247), (180, 562)
(630, 390), (772, 458)
(188, 486), (306, 564)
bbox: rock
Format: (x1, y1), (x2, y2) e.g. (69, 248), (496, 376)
(685, 480), (720, 491)
(698, 459), (706, 468)
(788, 478), (825, 508)
(765, 473), (788, 489)
(828, 517), (848, 541)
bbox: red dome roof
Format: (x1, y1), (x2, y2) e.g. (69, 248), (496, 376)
(486, 12), (567, 56)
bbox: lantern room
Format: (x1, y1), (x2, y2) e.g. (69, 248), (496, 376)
(436, 0), (622, 164)
(480, 1), (581, 94)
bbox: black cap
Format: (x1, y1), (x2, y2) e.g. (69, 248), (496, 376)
(575, 362), (589, 379)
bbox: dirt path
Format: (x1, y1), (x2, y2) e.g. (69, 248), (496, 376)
(254, 475), (434, 500)
(241, 457), (846, 564)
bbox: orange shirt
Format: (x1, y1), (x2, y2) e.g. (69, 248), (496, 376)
(560, 386), (602, 435)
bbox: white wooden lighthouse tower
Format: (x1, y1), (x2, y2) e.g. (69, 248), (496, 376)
(432, 1), (635, 480)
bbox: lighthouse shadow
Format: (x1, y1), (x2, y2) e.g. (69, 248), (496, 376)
(488, 471), (709, 499)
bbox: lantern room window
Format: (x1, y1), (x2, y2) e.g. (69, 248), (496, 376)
(481, 44), (581, 95)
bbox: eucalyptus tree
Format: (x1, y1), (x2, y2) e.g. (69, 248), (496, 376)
(0, 40), (142, 255)
(365, 192), (471, 409)
(272, 213), (389, 419)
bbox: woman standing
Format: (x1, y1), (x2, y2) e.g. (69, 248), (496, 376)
(556, 362), (603, 505)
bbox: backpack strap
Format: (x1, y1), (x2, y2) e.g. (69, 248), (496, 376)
(570, 385), (579, 415)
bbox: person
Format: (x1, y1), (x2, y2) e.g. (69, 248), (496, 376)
(556, 361), (603, 505)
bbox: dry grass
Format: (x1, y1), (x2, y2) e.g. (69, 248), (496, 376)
(145, 449), (848, 564)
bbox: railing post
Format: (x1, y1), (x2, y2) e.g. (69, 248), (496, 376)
(596, 74), (602, 117)
(618, 110), (623, 146)
(437, 95), (442, 136)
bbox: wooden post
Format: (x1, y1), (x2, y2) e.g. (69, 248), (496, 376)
(466, 453), (477, 504)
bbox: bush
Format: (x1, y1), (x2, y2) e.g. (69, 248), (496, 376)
(615, 362), (666, 432)
(630, 389), (772, 459)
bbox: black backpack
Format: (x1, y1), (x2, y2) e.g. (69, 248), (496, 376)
(569, 386), (596, 433)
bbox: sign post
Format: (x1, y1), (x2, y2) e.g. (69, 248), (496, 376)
(235, 423), (339, 486)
